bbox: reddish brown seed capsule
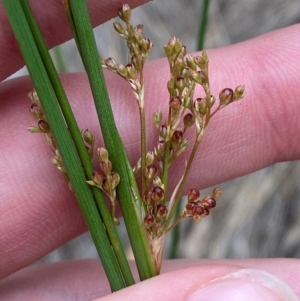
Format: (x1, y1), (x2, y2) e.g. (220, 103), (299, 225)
(203, 208), (210, 216)
(169, 96), (181, 111)
(156, 204), (168, 218)
(144, 214), (155, 228)
(183, 113), (195, 128)
(185, 202), (197, 215)
(38, 120), (50, 133)
(145, 164), (158, 180)
(219, 88), (234, 106)
(201, 196), (216, 209)
(91, 171), (103, 186)
(175, 77), (185, 91)
(30, 104), (44, 119)
(152, 186), (164, 202)
(172, 130), (183, 144)
(194, 97), (207, 115)
(188, 188), (200, 202)
(143, 188), (153, 205)
(192, 204), (205, 216)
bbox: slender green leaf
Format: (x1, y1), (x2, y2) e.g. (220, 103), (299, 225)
(19, 0), (134, 286)
(68, 0), (157, 280)
(197, 0), (210, 51)
(3, 0), (127, 291)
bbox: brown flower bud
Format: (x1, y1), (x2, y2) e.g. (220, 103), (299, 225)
(192, 204), (205, 223)
(219, 88), (234, 106)
(140, 38), (153, 52)
(188, 188), (200, 202)
(189, 70), (206, 84)
(203, 208), (210, 216)
(91, 171), (103, 186)
(105, 57), (117, 70)
(125, 63), (136, 79)
(186, 54), (197, 70)
(30, 104), (44, 119)
(38, 120), (50, 133)
(183, 113), (195, 128)
(213, 187), (222, 198)
(143, 188), (153, 205)
(118, 4), (131, 23)
(152, 186), (164, 203)
(156, 204), (168, 218)
(145, 164), (157, 180)
(194, 97), (207, 115)
(160, 125), (167, 139)
(172, 130), (183, 144)
(134, 24), (143, 35)
(146, 152), (155, 165)
(110, 172), (120, 190)
(144, 214), (155, 228)
(234, 85), (245, 100)
(169, 96), (181, 111)
(194, 55), (206, 69)
(116, 63), (128, 77)
(175, 77), (185, 91)
(27, 126), (40, 133)
(155, 140), (165, 159)
(82, 129), (94, 146)
(97, 147), (109, 162)
(113, 22), (125, 36)
(100, 161), (112, 176)
(164, 44), (173, 57)
(173, 38), (183, 56)
(185, 202), (197, 215)
(201, 196), (216, 209)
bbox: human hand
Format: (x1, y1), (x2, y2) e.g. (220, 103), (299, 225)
(1, 0), (300, 300)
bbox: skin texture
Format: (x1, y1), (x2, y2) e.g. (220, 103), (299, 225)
(1, 0), (300, 300)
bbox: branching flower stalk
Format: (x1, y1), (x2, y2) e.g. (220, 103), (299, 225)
(26, 3), (245, 276)
(101, 6), (153, 196)
(100, 4), (245, 272)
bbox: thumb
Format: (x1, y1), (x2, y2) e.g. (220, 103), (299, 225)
(97, 265), (299, 301)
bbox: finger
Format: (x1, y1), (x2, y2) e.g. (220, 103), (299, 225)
(1, 259), (299, 301)
(0, 0), (149, 81)
(1, 24), (300, 279)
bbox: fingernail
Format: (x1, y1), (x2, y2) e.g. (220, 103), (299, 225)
(186, 269), (299, 301)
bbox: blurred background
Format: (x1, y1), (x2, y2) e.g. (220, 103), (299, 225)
(29, 0), (300, 264)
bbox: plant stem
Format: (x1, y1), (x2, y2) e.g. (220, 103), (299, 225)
(68, 0), (157, 280)
(168, 198), (182, 258)
(197, 0), (210, 51)
(3, 0), (128, 291)
(165, 133), (203, 230)
(19, 0), (134, 286)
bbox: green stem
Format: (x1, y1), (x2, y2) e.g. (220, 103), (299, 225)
(168, 199), (182, 258)
(19, 0), (134, 287)
(197, 0), (210, 51)
(165, 135), (202, 230)
(68, 0), (157, 280)
(140, 105), (147, 195)
(3, 0), (127, 291)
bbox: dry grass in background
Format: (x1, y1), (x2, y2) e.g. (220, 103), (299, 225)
(36, 0), (300, 263)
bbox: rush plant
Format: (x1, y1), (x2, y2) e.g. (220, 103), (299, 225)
(3, 1), (244, 292)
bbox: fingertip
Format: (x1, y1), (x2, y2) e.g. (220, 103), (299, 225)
(187, 269), (299, 301)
